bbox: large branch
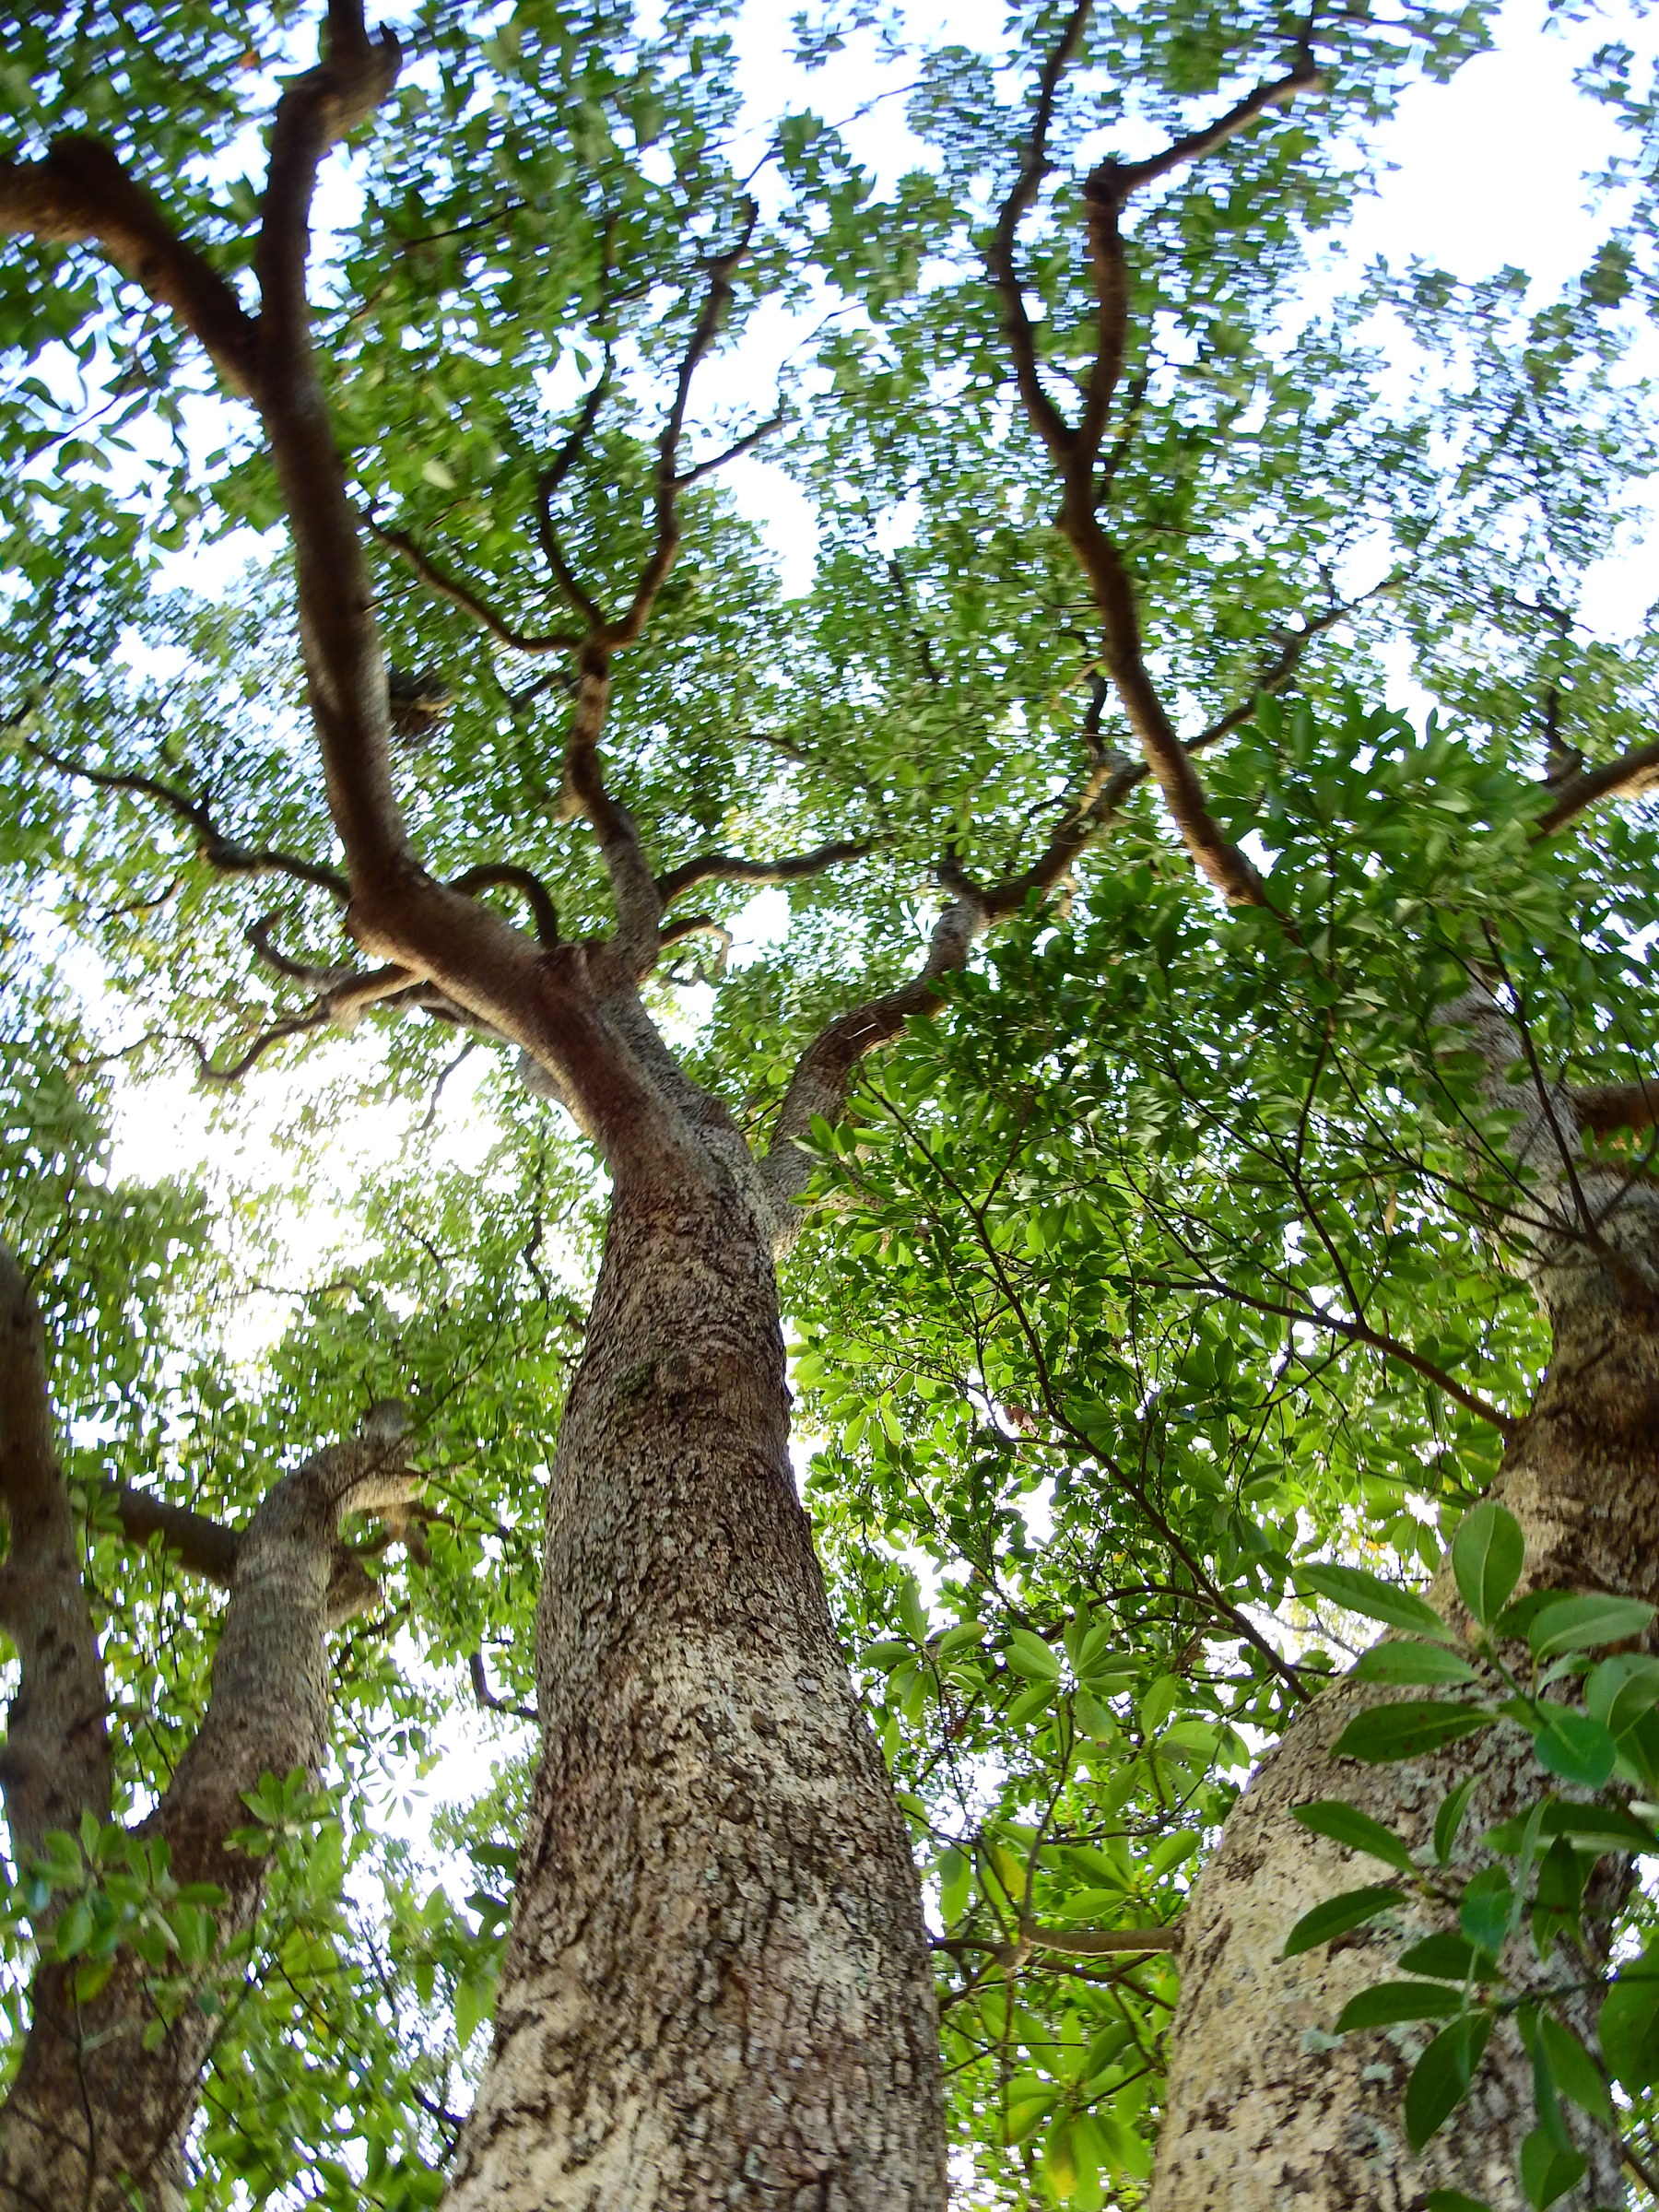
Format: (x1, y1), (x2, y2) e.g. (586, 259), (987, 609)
(0, 1244), (112, 1867)
(559, 645), (663, 971)
(257, 6), (406, 886)
(988, 26), (1317, 910)
(1066, 518), (1272, 906)
(0, 137), (260, 394)
(1535, 737), (1659, 836)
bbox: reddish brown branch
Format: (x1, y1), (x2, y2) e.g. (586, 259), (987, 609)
(535, 361), (612, 629)
(257, 10), (406, 886)
(1573, 1077), (1659, 1140)
(100, 1483), (240, 1586)
(449, 863), (560, 946)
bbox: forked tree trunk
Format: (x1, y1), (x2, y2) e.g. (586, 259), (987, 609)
(445, 1138), (947, 2211)
(1151, 1113), (1659, 2208)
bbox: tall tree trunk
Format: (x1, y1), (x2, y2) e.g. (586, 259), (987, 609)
(1150, 1045), (1659, 2211)
(446, 1143), (947, 2211)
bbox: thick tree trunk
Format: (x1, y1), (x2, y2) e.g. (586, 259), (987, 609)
(1151, 1147), (1659, 2210)
(446, 1147), (946, 2211)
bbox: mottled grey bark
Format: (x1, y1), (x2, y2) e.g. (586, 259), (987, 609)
(1151, 1004), (1657, 2212)
(445, 1127), (946, 2212)
(0, 1322), (415, 2212)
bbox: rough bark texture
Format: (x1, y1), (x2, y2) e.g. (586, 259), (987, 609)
(446, 1146), (947, 2211)
(0, 1405), (414, 2212)
(1150, 1036), (1659, 2212)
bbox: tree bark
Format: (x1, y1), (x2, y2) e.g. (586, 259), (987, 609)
(445, 1139), (947, 2211)
(0, 1400), (415, 2212)
(1150, 1042), (1659, 2211)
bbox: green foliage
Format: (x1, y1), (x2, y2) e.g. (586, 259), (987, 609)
(4, 0), (1659, 2203)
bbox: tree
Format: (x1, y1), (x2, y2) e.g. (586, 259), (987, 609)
(4, 0), (1659, 2207)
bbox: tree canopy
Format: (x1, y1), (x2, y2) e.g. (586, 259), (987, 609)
(6, 0), (1659, 2206)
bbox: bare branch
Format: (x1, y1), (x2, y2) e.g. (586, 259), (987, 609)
(1067, 520), (1273, 907)
(0, 137), (260, 395)
(535, 359), (612, 629)
(983, 0), (1092, 465)
(28, 737), (348, 901)
(559, 645), (663, 969)
(99, 1482), (240, 1586)
(655, 838), (874, 907)
(190, 1006), (333, 1085)
(1101, 58), (1322, 201)
(366, 515), (582, 656)
(1535, 737), (1659, 836)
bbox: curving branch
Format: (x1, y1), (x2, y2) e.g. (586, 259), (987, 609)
(99, 1481), (240, 1586)
(257, 3), (406, 886)
(0, 136), (260, 395)
(761, 882), (991, 1236)
(0, 1398), (418, 2203)
(1535, 737), (1659, 836)
(29, 737), (348, 900)
(449, 863), (561, 946)
(655, 838), (875, 907)
(673, 405), (786, 490)
(607, 202), (759, 649)
(190, 1005), (334, 1086)
(982, 0), (1093, 465)
(535, 357), (613, 629)
(988, 16), (1317, 912)
(366, 514), (582, 655)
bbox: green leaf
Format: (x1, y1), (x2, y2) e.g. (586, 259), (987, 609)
(1434, 1775), (1479, 1865)
(1289, 1799), (1418, 1877)
(1458, 1866), (1513, 1957)
(1537, 2012), (1612, 2129)
(1452, 1502), (1524, 1629)
(454, 1972), (493, 2049)
(1597, 1947), (1659, 2089)
(1351, 1640), (1480, 1687)
(1519, 2126), (1585, 2210)
(1280, 1885), (1402, 1958)
(937, 1845), (971, 1924)
(1585, 1653), (1659, 1737)
(1396, 1934), (1499, 1983)
(1526, 1594), (1656, 1661)
(1533, 1705), (1617, 1790)
(1005, 1630), (1061, 1682)
(1330, 1702), (1495, 1763)
(1298, 1563), (1453, 1641)
(1405, 2011), (1494, 2150)
(1335, 1980), (1465, 2030)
